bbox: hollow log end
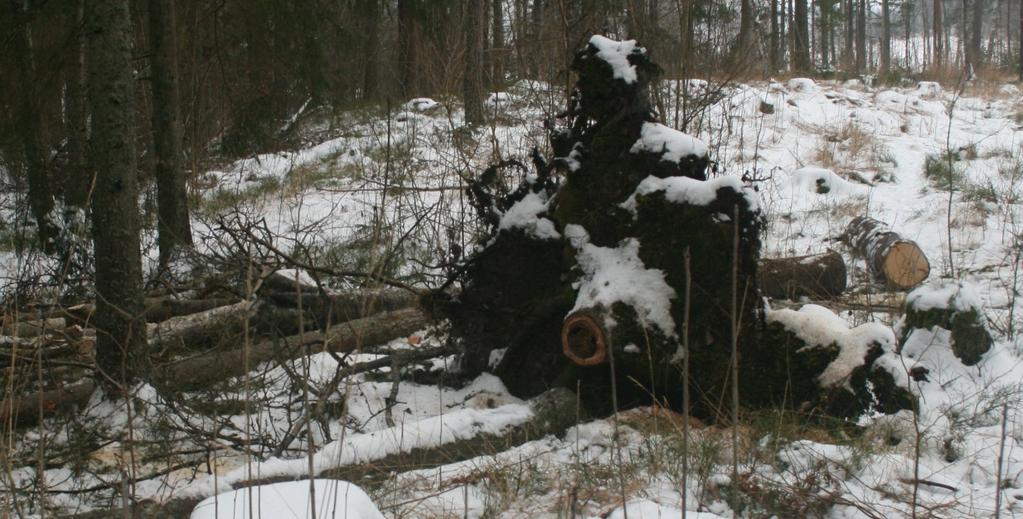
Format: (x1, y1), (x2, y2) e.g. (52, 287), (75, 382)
(883, 241), (930, 290)
(561, 312), (608, 367)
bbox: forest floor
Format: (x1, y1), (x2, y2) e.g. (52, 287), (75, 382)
(4, 75), (1023, 518)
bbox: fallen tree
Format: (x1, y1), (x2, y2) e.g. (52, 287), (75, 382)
(759, 250), (848, 300)
(842, 216), (930, 290)
(427, 36), (912, 421)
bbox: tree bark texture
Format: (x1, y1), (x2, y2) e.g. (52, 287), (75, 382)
(842, 216), (930, 290)
(65, 0), (90, 210)
(881, 0), (891, 73)
(148, 0), (193, 268)
(759, 250), (848, 300)
(463, 0), (486, 125)
(934, 0), (945, 67)
(85, 0), (149, 383)
(491, 0), (506, 89)
(397, 0), (419, 98)
(12, 0), (59, 252)
(794, 0), (811, 70)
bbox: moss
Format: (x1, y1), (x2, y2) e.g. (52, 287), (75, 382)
(902, 305), (992, 366)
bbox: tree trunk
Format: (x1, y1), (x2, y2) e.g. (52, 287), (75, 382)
(845, 0), (854, 67)
(934, 0), (945, 67)
(360, 0), (379, 99)
(759, 250), (848, 300)
(794, 0), (811, 70)
(148, 0), (193, 270)
(820, 0), (831, 70)
(856, 0), (867, 72)
(842, 216), (931, 290)
(771, 0), (780, 72)
(65, 0), (90, 211)
(970, 0), (985, 69)
(12, 0), (59, 253)
(1019, 0), (1022, 81)
(154, 307), (427, 390)
(85, 0), (149, 383)
(881, 0), (891, 73)
(733, 0), (755, 68)
(397, 0), (418, 98)
(463, 0), (485, 125)
(491, 0), (506, 89)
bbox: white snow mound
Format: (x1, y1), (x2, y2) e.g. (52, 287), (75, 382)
(622, 174), (759, 212)
(499, 191), (560, 240)
(190, 479), (384, 519)
(631, 122), (709, 160)
(906, 281), (983, 313)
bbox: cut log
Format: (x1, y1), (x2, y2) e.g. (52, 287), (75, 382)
(561, 310), (608, 366)
(154, 307), (427, 390)
(147, 301), (256, 352)
(1, 317), (65, 338)
(142, 297), (240, 323)
(758, 250), (848, 299)
(842, 216), (930, 290)
(0, 380), (96, 428)
(261, 288), (418, 328)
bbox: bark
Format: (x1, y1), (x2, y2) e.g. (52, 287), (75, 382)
(360, 0), (379, 99)
(153, 307), (427, 390)
(881, 0), (892, 73)
(842, 216), (931, 290)
(970, 0), (985, 68)
(758, 250), (848, 300)
(934, 0), (945, 67)
(733, 0), (755, 69)
(856, 0), (867, 72)
(12, 0), (59, 252)
(1020, 0), (1022, 81)
(491, 0), (506, 89)
(845, 0), (854, 67)
(820, 0), (831, 70)
(771, 0), (781, 72)
(148, 0), (193, 269)
(463, 0), (486, 125)
(0, 381), (96, 429)
(86, 0), (148, 383)
(65, 0), (90, 210)
(397, 0), (418, 97)
(261, 288), (419, 329)
(793, 0), (811, 70)
(2, 318), (65, 338)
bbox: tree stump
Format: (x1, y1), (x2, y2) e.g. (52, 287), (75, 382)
(843, 216), (929, 290)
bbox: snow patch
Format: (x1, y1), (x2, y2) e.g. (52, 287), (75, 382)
(498, 191), (560, 240)
(767, 304), (897, 388)
(190, 479), (383, 519)
(567, 226), (677, 337)
(786, 167), (868, 197)
(403, 97), (439, 112)
(588, 35), (641, 84)
(787, 77), (819, 93)
(622, 174), (759, 213)
(631, 122), (709, 160)
(907, 281), (983, 313)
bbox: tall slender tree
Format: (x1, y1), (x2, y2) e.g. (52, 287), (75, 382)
(794, 0), (812, 70)
(934, 0), (945, 67)
(397, 0), (419, 97)
(464, 0), (485, 125)
(85, 0), (148, 383)
(148, 0), (192, 269)
(856, 0), (867, 71)
(12, 0), (59, 253)
(881, 0), (892, 73)
(969, 0), (985, 69)
(65, 0), (89, 212)
(492, 0), (506, 89)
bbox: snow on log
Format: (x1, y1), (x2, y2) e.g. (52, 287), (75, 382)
(843, 216), (929, 290)
(900, 282), (992, 366)
(758, 250), (848, 300)
(154, 307), (427, 390)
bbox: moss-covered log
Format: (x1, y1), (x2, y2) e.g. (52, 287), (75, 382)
(900, 283), (992, 366)
(759, 250), (847, 300)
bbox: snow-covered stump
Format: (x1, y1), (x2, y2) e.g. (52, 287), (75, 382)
(750, 305), (915, 419)
(899, 282), (992, 366)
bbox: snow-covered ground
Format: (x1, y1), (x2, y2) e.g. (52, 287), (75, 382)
(5, 75), (1023, 517)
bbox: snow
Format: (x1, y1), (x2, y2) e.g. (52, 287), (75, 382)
(631, 121), (709, 160)
(588, 35), (641, 84)
(190, 479), (383, 519)
(785, 167), (868, 196)
(567, 224), (677, 337)
(907, 280), (984, 313)
(766, 304), (900, 388)
(498, 191), (560, 239)
(403, 97), (439, 112)
(787, 77), (819, 93)
(622, 174), (759, 213)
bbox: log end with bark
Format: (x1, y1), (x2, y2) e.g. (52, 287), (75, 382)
(843, 216), (929, 290)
